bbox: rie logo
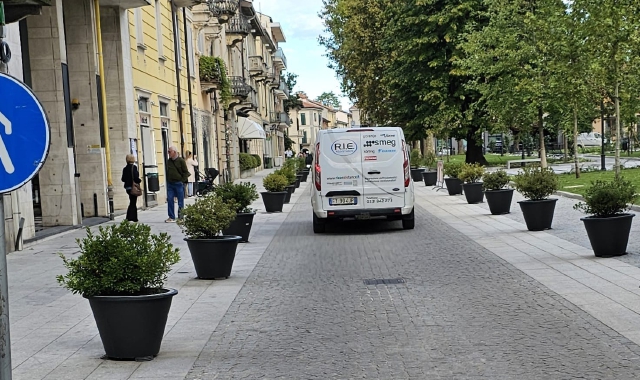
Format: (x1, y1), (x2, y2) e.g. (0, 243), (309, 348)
(331, 139), (358, 156)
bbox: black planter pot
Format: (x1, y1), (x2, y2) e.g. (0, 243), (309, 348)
(222, 212), (256, 243)
(518, 198), (558, 231)
(422, 171), (437, 186)
(301, 171), (309, 182)
(411, 168), (425, 182)
(295, 176), (302, 188)
(87, 288), (178, 360)
(444, 178), (463, 195)
(581, 213), (634, 257)
(261, 191), (287, 212)
(285, 185), (295, 203)
(289, 183), (296, 194)
(484, 189), (514, 215)
(462, 183), (484, 204)
(185, 236), (242, 279)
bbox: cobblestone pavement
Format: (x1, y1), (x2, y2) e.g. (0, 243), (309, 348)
(186, 191), (640, 379)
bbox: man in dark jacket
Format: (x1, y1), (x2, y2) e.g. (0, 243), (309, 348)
(165, 146), (189, 222)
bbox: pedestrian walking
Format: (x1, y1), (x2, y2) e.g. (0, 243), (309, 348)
(185, 150), (199, 197)
(121, 154), (142, 222)
(305, 151), (314, 167)
(166, 145), (189, 222)
(285, 148), (293, 159)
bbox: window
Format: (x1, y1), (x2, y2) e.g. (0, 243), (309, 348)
(173, 12), (182, 69)
(197, 30), (204, 54)
(314, 112), (317, 122)
(134, 8), (144, 47)
(187, 23), (195, 76)
(159, 102), (168, 117)
(300, 113), (306, 125)
(138, 97), (149, 112)
(155, 0), (164, 58)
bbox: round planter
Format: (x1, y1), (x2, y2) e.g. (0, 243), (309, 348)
(222, 212), (255, 243)
(581, 213), (634, 257)
(462, 183), (484, 204)
(422, 171), (437, 186)
(185, 236), (242, 279)
(411, 168), (425, 182)
(484, 189), (514, 215)
(518, 198), (558, 231)
(261, 191), (287, 212)
(295, 176), (302, 188)
(444, 178), (463, 195)
(87, 288), (178, 360)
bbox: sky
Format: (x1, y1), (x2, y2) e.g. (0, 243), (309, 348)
(255, 0), (352, 111)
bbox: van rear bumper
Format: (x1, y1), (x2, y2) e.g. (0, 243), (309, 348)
(316, 206), (413, 219)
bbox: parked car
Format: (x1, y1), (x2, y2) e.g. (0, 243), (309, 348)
(311, 126), (416, 232)
(576, 132), (606, 148)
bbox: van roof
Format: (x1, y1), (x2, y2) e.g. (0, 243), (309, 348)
(320, 127), (403, 134)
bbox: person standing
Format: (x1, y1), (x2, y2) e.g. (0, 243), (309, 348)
(185, 151), (199, 197)
(166, 146), (189, 222)
(285, 148), (293, 159)
(121, 154), (141, 222)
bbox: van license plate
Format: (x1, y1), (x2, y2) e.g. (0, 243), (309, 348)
(329, 197), (357, 206)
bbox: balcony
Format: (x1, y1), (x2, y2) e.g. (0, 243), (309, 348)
(199, 56), (223, 92)
(209, 0), (239, 22)
(226, 13), (251, 36)
(273, 48), (287, 70)
(269, 112), (291, 126)
(248, 56), (265, 76)
(3, 0), (51, 23)
(267, 68), (280, 88)
(274, 80), (289, 100)
(172, 0), (204, 7)
(229, 76), (251, 98)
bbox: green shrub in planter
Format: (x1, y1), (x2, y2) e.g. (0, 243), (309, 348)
(214, 182), (259, 213)
(574, 178), (637, 217)
(263, 173), (288, 192)
(239, 153), (257, 171)
(513, 166), (558, 200)
(410, 149), (422, 168)
(443, 162), (463, 179)
(177, 194), (237, 239)
(251, 154), (262, 168)
(459, 163), (485, 183)
(276, 167), (296, 184)
(423, 150), (437, 170)
(297, 156), (306, 171)
(56, 221), (180, 297)
(482, 170), (510, 191)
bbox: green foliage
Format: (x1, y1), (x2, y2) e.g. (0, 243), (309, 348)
(423, 150), (437, 170)
(263, 173), (288, 192)
(482, 170), (510, 191)
(283, 73), (303, 113)
(574, 178), (637, 217)
(199, 56), (231, 109)
(177, 194), (237, 239)
(251, 154), (262, 168)
(410, 149), (422, 168)
(315, 91), (342, 109)
(513, 166), (559, 200)
(296, 157), (306, 171)
(239, 153), (259, 171)
(444, 162), (464, 179)
(459, 163), (485, 183)
(213, 181), (259, 214)
(56, 221), (180, 297)
(284, 131), (295, 151)
(276, 166), (296, 184)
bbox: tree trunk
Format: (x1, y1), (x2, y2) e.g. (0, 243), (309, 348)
(465, 126), (488, 165)
(538, 107), (548, 168)
(563, 131), (568, 162)
(573, 106), (580, 178)
(615, 82), (621, 178)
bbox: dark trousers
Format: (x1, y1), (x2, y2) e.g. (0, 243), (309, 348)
(126, 191), (138, 222)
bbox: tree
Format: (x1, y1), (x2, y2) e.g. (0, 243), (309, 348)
(283, 72), (303, 113)
(315, 91), (341, 108)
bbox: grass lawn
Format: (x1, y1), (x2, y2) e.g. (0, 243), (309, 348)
(557, 167), (640, 200)
(441, 153), (579, 167)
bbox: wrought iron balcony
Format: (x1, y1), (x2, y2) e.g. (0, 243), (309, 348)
(209, 0), (238, 16)
(269, 112), (291, 126)
(273, 47), (287, 70)
(226, 13), (250, 36)
(228, 76), (251, 98)
(278, 80), (290, 98)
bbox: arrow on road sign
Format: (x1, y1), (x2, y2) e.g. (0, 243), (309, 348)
(0, 110), (14, 174)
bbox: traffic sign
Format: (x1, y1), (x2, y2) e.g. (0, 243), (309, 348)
(0, 72), (50, 193)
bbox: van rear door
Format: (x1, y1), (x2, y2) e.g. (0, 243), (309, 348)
(361, 129), (407, 210)
(319, 131), (364, 210)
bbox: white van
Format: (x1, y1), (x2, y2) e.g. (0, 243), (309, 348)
(310, 127), (415, 233)
(576, 132), (605, 148)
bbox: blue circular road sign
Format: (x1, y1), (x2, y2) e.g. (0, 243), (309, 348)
(0, 73), (50, 194)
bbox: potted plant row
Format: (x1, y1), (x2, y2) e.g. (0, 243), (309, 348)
(261, 172), (288, 212)
(421, 150), (438, 186)
(512, 166), (559, 231)
(459, 163), (485, 204)
(482, 169), (514, 215)
(178, 194), (241, 280)
(574, 177), (636, 257)
(214, 181), (259, 243)
(57, 221), (181, 360)
(410, 149), (425, 182)
(443, 162), (463, 195)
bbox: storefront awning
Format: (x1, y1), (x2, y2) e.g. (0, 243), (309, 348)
(237, 117), (266, 139)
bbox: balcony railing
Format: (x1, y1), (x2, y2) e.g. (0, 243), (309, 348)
(269, 112), (291, 126)
(228, 76), (251, 98)
(273, 47), (287, 69)
(226, 13), (250, 35)
(248, 56), (265, 76)
(278, 80), (290, 98)
(209, 0), (238, 15)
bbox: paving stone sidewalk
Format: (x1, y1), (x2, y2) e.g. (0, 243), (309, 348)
(7, 168), (309, 380)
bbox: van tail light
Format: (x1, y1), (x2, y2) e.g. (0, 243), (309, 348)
(315, 142), (321, 191)
(402, 140), (410, 187)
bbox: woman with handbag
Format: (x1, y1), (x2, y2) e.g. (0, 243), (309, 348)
(121, 154), (142, 222)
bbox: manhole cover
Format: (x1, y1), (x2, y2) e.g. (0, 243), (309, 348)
(363, 278), (405, 285)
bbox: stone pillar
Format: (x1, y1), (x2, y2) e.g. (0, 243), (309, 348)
(27, 0), (79, 226)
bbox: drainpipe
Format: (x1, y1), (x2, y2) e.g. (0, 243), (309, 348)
(171, 1), (185, 156)
(94, 0), (114, 220)
(182, 8), (196, 157)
